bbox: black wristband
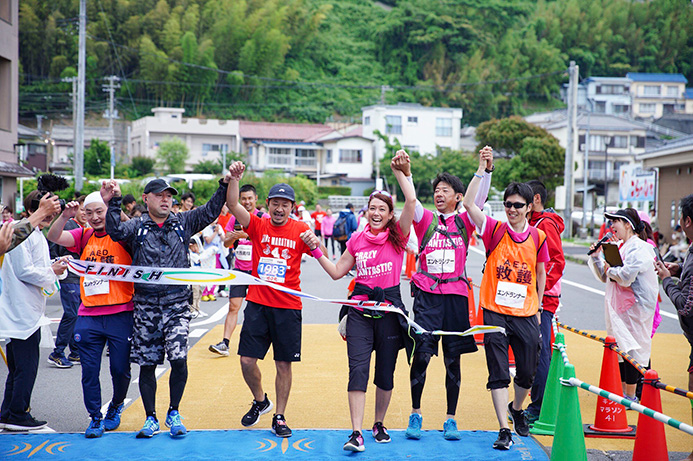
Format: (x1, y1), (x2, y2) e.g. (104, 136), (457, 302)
(485, 164), (495, 174)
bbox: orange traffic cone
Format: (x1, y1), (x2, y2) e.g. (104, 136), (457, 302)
(632, 370), (668, 461)
(404, 251), (416, 279)
(469, 231), (477, 247)
(584, 336), (636, 438)
(508, 345), (516, 367)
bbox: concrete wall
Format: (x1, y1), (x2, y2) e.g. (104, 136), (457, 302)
(0, 0), (18, 164)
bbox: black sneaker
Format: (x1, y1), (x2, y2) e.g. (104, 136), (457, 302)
(271, 414), (292, 438)
(241, 394), (273, 427)
(372, 422), (391, 443)
(4, 415), (48, 431)
(343, 431), (365, 452)
(508, 402), (530, 437)
(493, 428), (513, 450)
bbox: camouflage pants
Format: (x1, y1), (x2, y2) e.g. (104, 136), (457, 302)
(130, 295), (192, 366)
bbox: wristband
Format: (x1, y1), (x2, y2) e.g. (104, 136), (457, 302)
(473, 173), (483, 179)
(485, 164), (495, 173)
(311, 247), (323, 259)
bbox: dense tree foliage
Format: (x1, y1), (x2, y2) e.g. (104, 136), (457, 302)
(18, 0), (693, 125)
(156, 137), (189, 173)
(84, 139), (111, 175)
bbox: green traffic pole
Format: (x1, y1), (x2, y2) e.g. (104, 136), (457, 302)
(551, 364), (587, 461)
(531, 332), (566, 435)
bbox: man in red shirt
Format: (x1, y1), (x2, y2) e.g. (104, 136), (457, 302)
(524, 180), (565, 423)
(226, 162), (315, 438)
(311, 204), (327, 243)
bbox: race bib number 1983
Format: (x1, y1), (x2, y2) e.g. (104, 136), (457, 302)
(257, 257), (287, 283)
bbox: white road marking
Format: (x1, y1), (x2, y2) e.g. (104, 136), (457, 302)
(190, 303), (229, 327)
(189, 328), (208, 338)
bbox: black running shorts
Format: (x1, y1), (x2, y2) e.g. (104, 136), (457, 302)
(238, 301), (302, 362)
(228, 270), (251, 299)
(483, 309), (540, 390)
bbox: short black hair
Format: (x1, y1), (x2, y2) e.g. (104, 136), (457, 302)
(181, 192), (195, 202)
(346, 203), (354, 210)
(432, 172), (466, 195)
(240, 184), (257, 196)
(525, 180), (547, 206)
(122, 194), (136, 205)
(503, 182), (534, 205)
(24, 190), (41, 213)
(681, 194), (693, 222)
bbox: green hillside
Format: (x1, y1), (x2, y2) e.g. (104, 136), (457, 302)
(18, 0), (693, 125)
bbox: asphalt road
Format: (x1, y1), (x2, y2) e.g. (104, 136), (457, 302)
(0, 244), (683, 434)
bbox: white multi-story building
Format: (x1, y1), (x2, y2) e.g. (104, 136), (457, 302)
(130, 108), (240, 171)
(575, 77), (633, 116)
(628, 73), (689, 119)
(361, 103), (463, 158)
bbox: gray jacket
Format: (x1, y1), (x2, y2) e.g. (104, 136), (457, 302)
(662, 244), (693, 342)
(106, 179), (228, 300)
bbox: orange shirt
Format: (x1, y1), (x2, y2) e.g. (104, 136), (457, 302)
(244, 213), (311, 310)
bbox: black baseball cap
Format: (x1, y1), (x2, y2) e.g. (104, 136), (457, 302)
(144, 179), (178, 195)
(267, 183), (295, 202)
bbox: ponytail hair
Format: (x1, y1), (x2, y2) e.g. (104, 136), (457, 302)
(369, 192), (407, 252)
(621, 208), (648, 241)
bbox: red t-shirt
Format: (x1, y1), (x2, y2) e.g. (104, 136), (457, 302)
(244, 213), (311, 310)
(311, 211), (327, 230)
(218, 213), (231, 231)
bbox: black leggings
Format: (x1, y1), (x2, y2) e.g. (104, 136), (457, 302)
(410, 352), (462, 416)
(139, 359), (188, 418)
(619, 361), (641, 385)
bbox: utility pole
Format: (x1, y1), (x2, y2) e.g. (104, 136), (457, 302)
(75, 0), (86, 192)
(563, 61), (578, 238)
(62, 76), (78, 164)
(102, 75), (120, 179)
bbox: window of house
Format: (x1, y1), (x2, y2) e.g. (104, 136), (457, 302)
(364, 116), (370, 126)
(642, 85), (660, 96)
(339, 149), (362, 163)
(666, 86), (679, 97)
(0, 0), (10, 23)
(326, 149), (332, 164)
(385, 115), (401, 135)
(268, 147), (292, 166)
(436, 118), (452, 137)
(295, 149), (316, 167)
(589, 135), (608, 151)
(612, 136), (628, 148)
(0, 57), (10, 131)
(407, 116), (418, 124)
(613, 104), (630, 114)
(598, 84), (625, 95)
(595, 101), (606, 113)
(614, 161), (629, 174)
(639, 103), (656, 113)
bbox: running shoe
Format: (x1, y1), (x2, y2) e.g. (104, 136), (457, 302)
(67, 353), (81, 364)
(343, 431), (365, 452)
(103, 401), (124, 431)
(508, 402), (530, 437)
(241, 394), (273, 427)
(201, 295), (210, 302)
(136, 416), (160, 438)
(405, 413), (422, 439)
(165, 410), (187, 438)
(372, 422), (390, 443)
(85, 417), (104, 438)
(209, 341), (230, 356)
(525, 411), (539, 425)
(4, 415), (48, 431)
(493, 428), (513, 450)
(208, 295), (216, 302)
(624, 394), (639, 410)
(443, 418), (461, 440)
(271, 414), (292, 438)
(218, 290), (229, 298)
(47, 352), (73, 368)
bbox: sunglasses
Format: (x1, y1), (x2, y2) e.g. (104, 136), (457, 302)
(504, 201), (527, 209)
(370, 189), (392, 199)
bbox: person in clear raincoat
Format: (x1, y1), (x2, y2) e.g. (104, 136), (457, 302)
(588, 208), (659, 403)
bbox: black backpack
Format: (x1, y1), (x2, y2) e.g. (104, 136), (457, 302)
(333, 214), (348, 241)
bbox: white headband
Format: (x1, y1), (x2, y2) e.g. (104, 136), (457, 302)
(84, 191), (105, 207)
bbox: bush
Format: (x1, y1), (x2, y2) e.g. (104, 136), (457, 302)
(318, 185), (351, 197)
(84, 139), (110, 175)
(193, 159), (223, 174)
(130, 156), (155, 176)
(157, 137), (189, 174)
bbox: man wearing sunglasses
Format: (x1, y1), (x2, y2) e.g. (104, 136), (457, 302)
(463, 146), (549, 450)
(403, 150), (493, 441)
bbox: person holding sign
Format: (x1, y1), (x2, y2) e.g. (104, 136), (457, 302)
(300, 150), (416, 453)
(226, 164), (314, 438)
(588, 208), (658, 403)
(463, 146), (549, 451)
(47, 192), (134, 438)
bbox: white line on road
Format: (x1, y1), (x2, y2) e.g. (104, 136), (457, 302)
(189, 328), (208, 338)
(190, 303), (229, 327)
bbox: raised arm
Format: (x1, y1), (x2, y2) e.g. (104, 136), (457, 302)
(103, 180), (138, 243)
(225, 161), (251, 228)
(475, 149), (494, 209)
(300, 230), (354, 280)
(46, 201), (80, 248)
(391, 149), (416, 233)
(463, 146), (493, 230)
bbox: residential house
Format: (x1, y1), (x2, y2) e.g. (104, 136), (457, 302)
(627, 73), (688, 119)
(0, 1), (35, 208)
(637, 135), (693, 241)
(49, 124), (119, 173)
(575, 77), (633, 116)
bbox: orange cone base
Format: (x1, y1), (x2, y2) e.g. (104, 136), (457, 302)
(583, 423), (636, 438)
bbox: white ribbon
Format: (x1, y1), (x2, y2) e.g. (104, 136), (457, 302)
(66, 259), (504, 337)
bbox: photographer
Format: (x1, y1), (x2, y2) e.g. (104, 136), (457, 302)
(0, 191), (68, 431)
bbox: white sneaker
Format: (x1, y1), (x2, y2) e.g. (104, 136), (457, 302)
(218, 291), (229, 298)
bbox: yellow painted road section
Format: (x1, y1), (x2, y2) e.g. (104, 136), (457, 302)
(119, 324), (692, 453)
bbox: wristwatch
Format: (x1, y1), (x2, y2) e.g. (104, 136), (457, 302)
(485, 164), (495, 174)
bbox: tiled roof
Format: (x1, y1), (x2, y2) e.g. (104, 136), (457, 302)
(0, 161), (35, 177)
(239, 121), (335, 142)
(626, 73), (687, 83)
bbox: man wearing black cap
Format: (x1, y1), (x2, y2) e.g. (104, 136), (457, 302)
(225, 162), (317, 438)
(101, 175), (230, 439)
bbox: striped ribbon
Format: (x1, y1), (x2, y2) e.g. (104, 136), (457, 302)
(65, 259), (505, 338)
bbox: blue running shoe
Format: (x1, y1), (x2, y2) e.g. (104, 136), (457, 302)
(103, 402), (124, 431)
(136, 416), (159, 438)
(85, 417), (104, 438)
(405, 413), (422, 440)
(165, 410), (187, 438)
(443, 418), (461, 440)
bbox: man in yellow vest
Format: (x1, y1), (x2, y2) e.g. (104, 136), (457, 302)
(463, 146), (549, 450)
(47, 192), (134, 438)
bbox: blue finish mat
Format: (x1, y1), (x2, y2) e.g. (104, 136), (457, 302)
(0, 429), (549, 460)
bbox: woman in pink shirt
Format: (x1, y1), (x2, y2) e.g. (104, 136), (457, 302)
(302, 150), (416, 453)
(321, 209), (337, 259)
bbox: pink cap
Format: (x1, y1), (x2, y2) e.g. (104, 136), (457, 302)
(638, 210), (650, 225)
